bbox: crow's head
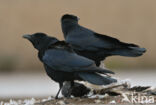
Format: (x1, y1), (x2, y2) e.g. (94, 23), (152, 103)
(23, 33), (58, 50)
(61, 14), (79, 23)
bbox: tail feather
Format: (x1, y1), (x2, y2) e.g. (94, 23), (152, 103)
(88, 66), (115, 74)
(78, 72), (117, 85)
(112, 46), (146, 57)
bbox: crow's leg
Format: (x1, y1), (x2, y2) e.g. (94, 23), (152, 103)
(55, 83), (63, 99)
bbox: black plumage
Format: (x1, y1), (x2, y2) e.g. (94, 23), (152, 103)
(23, 33), (117, 99)
(61, 14), (146, 66)
(61, 81), (90, 97)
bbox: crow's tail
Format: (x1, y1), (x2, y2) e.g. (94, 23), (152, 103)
(78, 72), (117, 85)
(111, 43), (146, 57)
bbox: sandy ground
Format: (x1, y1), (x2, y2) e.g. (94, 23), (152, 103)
(35, 97), (156, 105)
(1, 83), (156, 105)
(1, 95), (155, 105)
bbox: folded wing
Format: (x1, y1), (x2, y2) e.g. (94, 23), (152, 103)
(42, 48), (114, 74)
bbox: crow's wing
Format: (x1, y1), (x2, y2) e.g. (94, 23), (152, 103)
(42, 48), (114, 74)
(66, 25), (136, 51)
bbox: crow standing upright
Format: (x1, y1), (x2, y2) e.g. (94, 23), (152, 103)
(23, 33), (117, 99)
(61, 14), (146, 66)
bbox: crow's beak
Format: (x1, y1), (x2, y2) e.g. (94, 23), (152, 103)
(23, 34), (32, 39)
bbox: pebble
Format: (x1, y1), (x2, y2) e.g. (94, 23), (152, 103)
(109, 100), (116, 104)
(94, 99), (101, 103)
(56, 100), (66, 105)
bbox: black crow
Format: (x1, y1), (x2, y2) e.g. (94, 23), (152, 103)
(61, 14), (146, 66)
(23, 33), (117, 99)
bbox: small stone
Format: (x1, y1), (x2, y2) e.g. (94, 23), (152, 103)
(57, 100), (66, 105)
(110, 100), (116, 104)
(94, 99), (101, 103)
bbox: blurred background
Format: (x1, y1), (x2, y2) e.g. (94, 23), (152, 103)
(0, 0), (156, 99)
